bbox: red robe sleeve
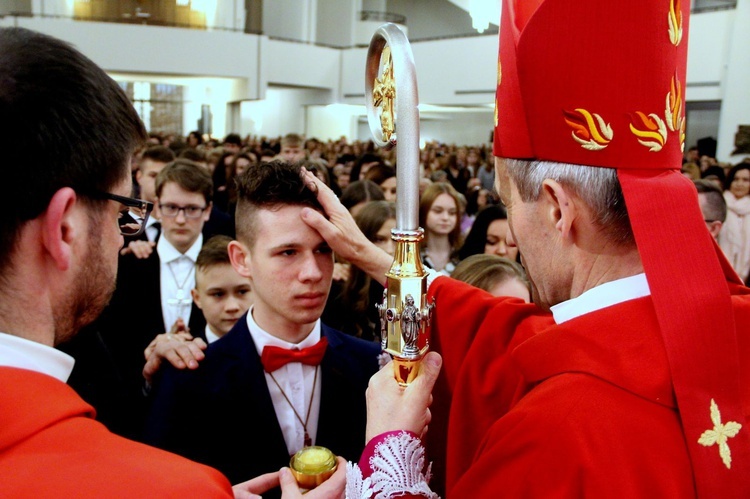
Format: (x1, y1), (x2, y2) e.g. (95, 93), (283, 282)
(426, 276), (551, 493)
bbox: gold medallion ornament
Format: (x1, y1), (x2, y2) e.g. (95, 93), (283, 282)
(289, 446), (337, 491)
(698, 399), (743, 470)
(372, 46), (396, 143)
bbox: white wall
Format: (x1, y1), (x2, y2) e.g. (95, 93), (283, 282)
(262, 0), (313, 42)
(259, 37), (341, 96)
(386, 0), (492, 40)
(316, 0), (357, 47)
(241, 86), (332, 138)
(307, 104), (363, 140)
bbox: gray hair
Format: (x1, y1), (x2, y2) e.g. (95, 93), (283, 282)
(505, 159), (634, 246)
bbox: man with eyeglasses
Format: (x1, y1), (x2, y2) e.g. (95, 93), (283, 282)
(0, 27), (234, 497)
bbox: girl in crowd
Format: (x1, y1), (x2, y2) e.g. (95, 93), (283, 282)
(459, 205), (518, 262)
(451, 254), (530, 302)
(365, 164), (397, 203)
(419, 183), (463, 275)
(323, 201), (396, 341)
(719, 163), (750, 282)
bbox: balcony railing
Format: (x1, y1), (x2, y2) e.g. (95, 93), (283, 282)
(360, 10), (407, 25)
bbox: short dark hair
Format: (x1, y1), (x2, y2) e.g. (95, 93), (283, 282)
(694, 179), (727, 223)
(155, 159), (214, 204)
(234, 160), (323, 246)
(142, 145), (176, 164)
(0, 27), (146, 271)
(223, 133), (242, 146)
(196, 235), (233, 272)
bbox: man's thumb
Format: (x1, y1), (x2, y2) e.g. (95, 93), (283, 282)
(277, 467), (300, 496)
(416, 351), (442, 392)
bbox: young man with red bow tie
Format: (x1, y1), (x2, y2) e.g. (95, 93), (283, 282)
(145, 160), (381, 495)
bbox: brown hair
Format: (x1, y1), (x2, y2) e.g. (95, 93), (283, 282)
(419, 182), (463, 249)
(155, 159), (214, 204)
(196, 235), (233, 272)
(451, 254), (529, 295)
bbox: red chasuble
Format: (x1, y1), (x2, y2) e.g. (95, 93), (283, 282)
(427, 277), (750, 497)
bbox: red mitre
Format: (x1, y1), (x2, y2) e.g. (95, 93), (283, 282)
(493, 0), (749, 496)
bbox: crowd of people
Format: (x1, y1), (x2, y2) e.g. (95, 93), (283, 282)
(2, 0), (750, 495)
(680, 148), (750, 281)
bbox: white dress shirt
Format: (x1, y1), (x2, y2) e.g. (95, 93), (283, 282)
(204, 325), (221, 345)
(246, 307), (322, 456)
(0, 332), (75, 382)
(157, 234), (202, 332)
(128, 209), (160, 242)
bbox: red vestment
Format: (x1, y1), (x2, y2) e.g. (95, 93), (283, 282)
(0, 367), (232, 498)
(427, 277), (750, 497)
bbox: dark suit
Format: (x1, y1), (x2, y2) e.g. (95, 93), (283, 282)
(145, 316), (380, 487)
(61, 250), (206, 442)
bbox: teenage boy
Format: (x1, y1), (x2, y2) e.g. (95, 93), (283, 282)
(146, 161), (380, 491)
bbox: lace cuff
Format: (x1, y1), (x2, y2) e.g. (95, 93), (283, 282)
(346, 431), (438, 499)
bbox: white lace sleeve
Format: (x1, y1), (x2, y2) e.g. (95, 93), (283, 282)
(346, 431), (439, 499)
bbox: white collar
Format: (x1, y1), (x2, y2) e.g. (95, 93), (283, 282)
(550, 273), (651, 324)
(245, 306), (321, 357)
(205, 324), (221, 344)
(156, 232), (203, 263)
(0, 332), (75, 382)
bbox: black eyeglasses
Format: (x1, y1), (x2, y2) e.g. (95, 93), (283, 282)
(158, 204), (208, 219)
(88, 191), (154, 237)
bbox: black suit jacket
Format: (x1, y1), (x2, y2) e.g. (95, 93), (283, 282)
(61, 250), (206, 442)
(145, 316), (381, 487)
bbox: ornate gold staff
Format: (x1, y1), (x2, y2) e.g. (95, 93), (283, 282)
(366, 23), (434, 386)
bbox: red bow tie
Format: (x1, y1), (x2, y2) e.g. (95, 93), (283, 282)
(260, 338), (328, 373)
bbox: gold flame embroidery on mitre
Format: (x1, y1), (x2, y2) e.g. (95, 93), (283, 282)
(630, 112), (668, 152)
(698, 399), (742, 470)
(563, 109), (613, 151)
(665, 74), (683, 132)
(669, 0), (683, 47)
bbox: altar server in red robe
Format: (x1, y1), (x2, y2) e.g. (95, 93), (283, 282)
(301, 1), (750, 497)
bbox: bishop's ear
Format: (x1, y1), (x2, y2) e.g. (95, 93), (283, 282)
(227, 240), (252, 278)
(541, 179), (577, 240)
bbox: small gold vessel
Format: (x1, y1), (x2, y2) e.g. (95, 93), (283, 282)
(289, 446), (337, 491)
